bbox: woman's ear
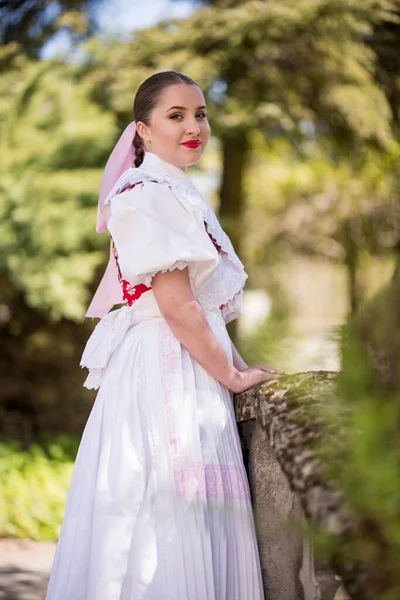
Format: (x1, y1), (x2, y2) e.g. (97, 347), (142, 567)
(136, 121), (151, 143)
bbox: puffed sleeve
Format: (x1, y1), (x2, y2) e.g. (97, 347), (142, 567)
(106, 181), (219, 290)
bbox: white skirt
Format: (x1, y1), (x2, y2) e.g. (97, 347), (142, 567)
(46, 307), (265, 600)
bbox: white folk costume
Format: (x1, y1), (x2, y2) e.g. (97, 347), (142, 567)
(46, 151), (265, 600)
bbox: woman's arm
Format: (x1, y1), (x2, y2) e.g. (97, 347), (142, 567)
(151, 268), (271, 393)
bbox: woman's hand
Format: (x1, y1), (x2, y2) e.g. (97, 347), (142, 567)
(252, 363), (284, 376)
(229, 364), (284, 394)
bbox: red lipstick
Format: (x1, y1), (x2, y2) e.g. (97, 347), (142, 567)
(182, 140), (201, 148)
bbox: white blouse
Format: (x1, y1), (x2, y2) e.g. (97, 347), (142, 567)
(106, 151), (248, 324)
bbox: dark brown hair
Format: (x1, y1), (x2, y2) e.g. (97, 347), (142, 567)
(133, 71), (199, 167)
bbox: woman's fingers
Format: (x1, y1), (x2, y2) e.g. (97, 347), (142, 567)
(254, 364), (284, 375)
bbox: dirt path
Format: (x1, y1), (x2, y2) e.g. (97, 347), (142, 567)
(0, 539), (55, 600)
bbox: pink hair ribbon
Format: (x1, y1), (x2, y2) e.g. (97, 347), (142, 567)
(85, 121), (137, 318)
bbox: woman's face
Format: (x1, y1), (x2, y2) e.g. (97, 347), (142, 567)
(136, 83), (211, 170)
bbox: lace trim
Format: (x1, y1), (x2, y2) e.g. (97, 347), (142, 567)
(196, 258), (247, 314)
(138, 260), (194, 289)
(104, 166), (201, 208)
(80, 306), (133, 390)
(82, 368), (103, 390)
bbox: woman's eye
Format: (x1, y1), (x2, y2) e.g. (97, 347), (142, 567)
(170, 113), (207, 120)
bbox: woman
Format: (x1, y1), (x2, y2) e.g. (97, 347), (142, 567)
(46, 71), (278, 600)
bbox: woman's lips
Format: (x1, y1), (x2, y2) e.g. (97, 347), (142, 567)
(182, 141), (201, 148)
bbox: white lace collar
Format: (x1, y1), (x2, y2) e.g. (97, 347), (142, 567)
(141, 152), (196, 187)
(104, 151), (199, 208)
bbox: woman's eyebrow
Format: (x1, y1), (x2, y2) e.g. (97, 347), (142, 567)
(166, 105), (207, 112)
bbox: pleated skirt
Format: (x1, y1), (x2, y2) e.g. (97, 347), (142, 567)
(46, 308), (265, 599)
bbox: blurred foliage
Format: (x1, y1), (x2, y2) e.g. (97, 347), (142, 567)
(104, 0), (395, 144)
(0, 44), (116, 320)
(240, 291), (295, 373)
(0, 44), (113, 444)
(0, 0), (101, 58)
(244, 130), (400, 309)
(0, 435), (78, 540)
(307, 260), (400, 599)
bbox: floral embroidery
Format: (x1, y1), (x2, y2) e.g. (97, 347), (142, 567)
(174, 463), (250, 500)
(125, 282), (136, 294)
(121, 279), (150, 307)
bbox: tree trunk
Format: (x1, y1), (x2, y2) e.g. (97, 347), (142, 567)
(342, 220), (360, 316)
(219, 129), (249, 342)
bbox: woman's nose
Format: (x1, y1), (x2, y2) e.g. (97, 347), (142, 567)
(186, 117), (201, 135)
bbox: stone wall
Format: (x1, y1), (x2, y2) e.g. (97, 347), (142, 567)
(235, 372), (351, 600)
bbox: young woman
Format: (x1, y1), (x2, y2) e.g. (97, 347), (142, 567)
(46, 70), (278, 600)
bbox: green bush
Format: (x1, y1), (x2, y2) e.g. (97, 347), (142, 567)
(0, 435), (79, 540)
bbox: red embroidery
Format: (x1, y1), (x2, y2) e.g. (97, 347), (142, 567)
(204, 222), (227, 311)
(112, 238), (151, 306)
(110, 180), (158, 307)
(204, 221), (227, 256)
(121, 280), (151, 306)
(119, 179), (159, 194)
